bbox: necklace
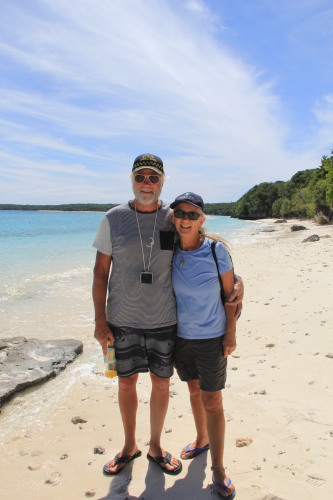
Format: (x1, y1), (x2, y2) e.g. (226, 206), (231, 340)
(135, 201), (158, 284)
(179, 236), (204, 269)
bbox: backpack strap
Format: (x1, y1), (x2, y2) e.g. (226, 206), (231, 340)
(211, 241), (226, 305)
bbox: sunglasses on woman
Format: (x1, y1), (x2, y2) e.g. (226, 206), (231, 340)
(173, 209), (202, 220)
(134, 174), (160, 184)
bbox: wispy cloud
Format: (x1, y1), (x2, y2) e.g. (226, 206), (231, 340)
(0, 0), (332, 203)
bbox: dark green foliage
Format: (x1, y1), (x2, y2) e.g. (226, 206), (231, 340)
(234, 153), (333, 219)
(1, 153), (332, 220)
(204, 203), (235, 215)
(0, 203), (118, 212)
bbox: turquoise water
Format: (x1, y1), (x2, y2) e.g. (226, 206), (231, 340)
(0, 209), (262, 437)
(0, 209), (259, 341)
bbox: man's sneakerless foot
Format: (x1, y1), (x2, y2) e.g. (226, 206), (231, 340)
(147, 451), (182, 475)
(103, 449), (142, 476)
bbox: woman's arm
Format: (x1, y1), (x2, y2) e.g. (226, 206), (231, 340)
(221, 269), (237, 358)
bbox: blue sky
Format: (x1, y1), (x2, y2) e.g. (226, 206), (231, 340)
(0, 0), (332, 204)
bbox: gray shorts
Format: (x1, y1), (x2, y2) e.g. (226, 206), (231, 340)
(109, 324), (177, 378)
(174, 336), (227, 391)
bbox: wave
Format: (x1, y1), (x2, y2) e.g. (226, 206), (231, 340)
(0, 266), (92, 302)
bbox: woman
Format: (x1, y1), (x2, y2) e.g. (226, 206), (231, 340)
(171, 192), (237, 499)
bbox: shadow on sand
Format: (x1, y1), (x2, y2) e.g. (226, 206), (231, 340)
(99, 450), (214, 499)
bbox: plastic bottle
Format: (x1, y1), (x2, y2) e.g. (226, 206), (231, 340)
(104, 341), (117, 378)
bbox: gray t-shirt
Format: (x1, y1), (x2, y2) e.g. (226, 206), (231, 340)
(93, 201), (177, 329)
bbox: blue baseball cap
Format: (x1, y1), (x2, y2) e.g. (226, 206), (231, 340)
(170, 192), (204, 211)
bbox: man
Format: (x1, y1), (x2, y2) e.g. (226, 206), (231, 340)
(92, 153), (243, 476)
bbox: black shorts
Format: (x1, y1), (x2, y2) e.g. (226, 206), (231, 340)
(174, 336), (227, 391)
(109, 324), (177, 378)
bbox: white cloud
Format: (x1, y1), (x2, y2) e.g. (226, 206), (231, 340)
(0, 0), (332, 204)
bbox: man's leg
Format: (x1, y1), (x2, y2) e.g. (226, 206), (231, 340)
(181, 379), (209, 459)
(148, 372), (180, 472)
(104, 373), (140, 474)
(201, 390), (235, 497)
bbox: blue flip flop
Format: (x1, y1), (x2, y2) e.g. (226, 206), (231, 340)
(212, 475), (236, 498)
(180, 443), (210, 460)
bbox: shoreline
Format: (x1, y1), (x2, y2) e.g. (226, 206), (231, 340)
(0, 219), (332, 499)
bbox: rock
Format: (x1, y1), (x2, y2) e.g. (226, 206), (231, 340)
(60, 454), (68, 460)
(0, 337), (83, 407)
(303, 234), (320, 242)
(275, 219), (287, 223)
(93, 446), (105, 454)
(290, 225), (307, 232)
(85, 491), (96, 498)
(28, 463), (42, 470)
(325, 353), (333, 359)
(71, 416), (87, 425)
(236, 437), (253, 447)
(45, 473), (61, 486)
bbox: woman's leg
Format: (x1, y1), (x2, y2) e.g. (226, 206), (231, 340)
(201, 390), (235, 497)
(181, 379), (209, 459)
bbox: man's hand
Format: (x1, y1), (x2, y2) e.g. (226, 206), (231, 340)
(225, 275), (244, 319)
(94, 322), (114, 355)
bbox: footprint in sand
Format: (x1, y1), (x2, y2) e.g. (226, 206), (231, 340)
(306, 475), (326, 487)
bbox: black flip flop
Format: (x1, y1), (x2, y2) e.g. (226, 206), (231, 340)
(147, 451), (182, 475)
(103, 450), (142, 476)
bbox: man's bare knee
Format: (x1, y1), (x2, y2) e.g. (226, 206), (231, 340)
(119, 373), (138, 392)
(150, 372), (170, 392)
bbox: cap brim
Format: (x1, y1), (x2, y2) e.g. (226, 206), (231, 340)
(170, 200), (203, 210)
(132, 166), (163, 175)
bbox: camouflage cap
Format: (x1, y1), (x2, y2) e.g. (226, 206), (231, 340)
(132, 153), (164, 175)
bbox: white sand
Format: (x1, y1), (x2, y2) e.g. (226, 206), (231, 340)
(0, 220), (332, 499)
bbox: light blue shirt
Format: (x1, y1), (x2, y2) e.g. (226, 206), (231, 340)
(172, 238), (232, 339)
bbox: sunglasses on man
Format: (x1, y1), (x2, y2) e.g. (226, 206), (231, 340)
(134, 174), (160, 184)
(173, 209), (202, 221)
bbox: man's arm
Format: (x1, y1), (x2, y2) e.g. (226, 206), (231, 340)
(92, 251), (113, 355)
(225, 275), (244, 319)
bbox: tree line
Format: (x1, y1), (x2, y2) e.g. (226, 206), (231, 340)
(1, 153), (332, 220)
(232, 153), (333, 219)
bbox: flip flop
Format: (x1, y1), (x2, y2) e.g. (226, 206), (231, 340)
(212, 475), (236, 498)
(181, 443), (210, 460)
(103, 450), (142, 476)
(147, 451), (182, 475)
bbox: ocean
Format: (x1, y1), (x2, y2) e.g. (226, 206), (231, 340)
(0, 209), (262, 341)
(0, 209), (265, 440)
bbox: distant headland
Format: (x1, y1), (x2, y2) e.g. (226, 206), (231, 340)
(1, 154), (332, 220)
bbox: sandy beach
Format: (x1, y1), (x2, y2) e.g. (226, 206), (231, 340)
(1, 219), (332, 499)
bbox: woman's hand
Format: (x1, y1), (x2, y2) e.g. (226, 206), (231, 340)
(222, 329), (236, 358)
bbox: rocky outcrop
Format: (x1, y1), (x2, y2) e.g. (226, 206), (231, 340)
(303, 234), (320, 242)
(290, 224), (307, 232)
(0, 336), (83, 406)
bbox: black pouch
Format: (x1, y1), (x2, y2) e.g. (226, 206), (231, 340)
(159, 230), (175, 250)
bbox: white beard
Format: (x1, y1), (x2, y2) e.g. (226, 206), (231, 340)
(135, 190), (160, 205)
